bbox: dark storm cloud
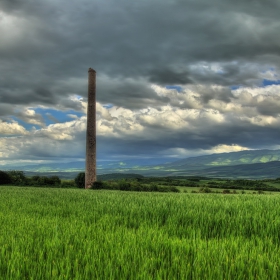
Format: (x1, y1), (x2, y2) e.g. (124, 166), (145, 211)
(255, 97), (280, 117)
(1, 0), (280, 111)
(1, 0), (280, 162)
(149, 68), (193, 85)
(97, 77), (170, 109)
(197, 86), (234, 104)
(0, 0), (23, 12)
(58, 98), (85, 112)
(0, 104), (14, 117)
(0, 88), (56, 105)
(97, 119), (280, 160)
(188, 63), (265, 87)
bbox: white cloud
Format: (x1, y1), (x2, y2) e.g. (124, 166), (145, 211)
(210, 144), (249, 154)
(97, 106), (144, 137)
(0, 136), (26, 158)
(0, 133), (84, 160)
(161, 144), (250, 158)
(67, 114), (78, 119)
(259, 69), (279, 81)
(2, 80), (280, 162)
(0, 120), (28, 135)
(234, 84), (280, 97)
(17, 108), (45, 126)
(36, 116), (87, 140)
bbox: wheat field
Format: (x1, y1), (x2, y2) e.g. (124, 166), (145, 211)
(0, 186), (280, 279)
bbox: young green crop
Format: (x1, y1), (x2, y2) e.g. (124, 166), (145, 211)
(0, 186), (280, 279)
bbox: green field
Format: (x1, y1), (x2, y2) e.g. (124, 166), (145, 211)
(1, 187), (280, 279)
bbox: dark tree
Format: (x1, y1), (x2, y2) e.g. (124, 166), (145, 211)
(91, 181), (104, 189)
(6, 171), (26, 185)
(0, 171), (12, 185)
(75, 172), (85, 188)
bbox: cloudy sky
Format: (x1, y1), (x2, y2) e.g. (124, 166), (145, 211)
(1, 0), (280, 166)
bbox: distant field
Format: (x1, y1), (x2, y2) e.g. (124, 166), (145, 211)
(1, 187), (280, 279)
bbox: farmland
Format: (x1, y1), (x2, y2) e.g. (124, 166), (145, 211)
(1, 187), (280, 279)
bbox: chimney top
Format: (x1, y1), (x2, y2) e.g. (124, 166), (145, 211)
(88, 68), (96, 73)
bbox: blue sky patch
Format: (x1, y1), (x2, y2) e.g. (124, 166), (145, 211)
(34, 108), (85, 126)
(165, 85), (183, 92)
(10, 117), (41, 131)
(262, 79), (280, 87)
(103, 104), (114, 109)
(73, 95), (83, 100)
(230, 85), (242, 90)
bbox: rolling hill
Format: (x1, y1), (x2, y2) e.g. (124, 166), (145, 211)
(1, 149), (280, 178)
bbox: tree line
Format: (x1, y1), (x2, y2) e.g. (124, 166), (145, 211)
(75, 172), (180, 192)
(0, 170), (75, 188)
(2, 170), (279, 193)
(0, 171), (180, 193)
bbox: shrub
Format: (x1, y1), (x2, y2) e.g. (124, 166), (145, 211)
(168, 186), (180, 193)
(0, 170), (12, 185)
(60, 180), (76, 188)
(31, 175), (40, 182)
(199, 187), (212, 193)
(188, 178), (200, 182)
(119, 181), (131, 191)
(75, 172), (85, 188)
(6, 171), (26, 185)
(48, 176), (61, 185)
(131, 184), (143, 192)
(150, 184), (159, 192)
(37, 176), (48, 185)
(222, 189), (231, 194)
(91, 181), (104, 189)
(106, 182), (119, 190)
(157, 186), (168, 192)
(28, 175), (61, 186)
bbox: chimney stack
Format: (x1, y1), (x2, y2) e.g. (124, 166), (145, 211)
(85, 68), (96, 188)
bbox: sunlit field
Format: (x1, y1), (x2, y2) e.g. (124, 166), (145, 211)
(1, 186), (280, 279)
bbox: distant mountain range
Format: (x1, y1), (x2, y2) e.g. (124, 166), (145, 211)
(1, 149), (280, 179)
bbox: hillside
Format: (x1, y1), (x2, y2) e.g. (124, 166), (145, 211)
(95, 149), (280, 178)
(164, 149), (280, 168)
(1, 149), (280, 178)
(167, 161), (280, 179)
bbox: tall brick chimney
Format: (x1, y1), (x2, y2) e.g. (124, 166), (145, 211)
(85, 68), (96, 188)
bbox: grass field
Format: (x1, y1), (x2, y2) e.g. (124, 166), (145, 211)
(1, 186), (280, 279)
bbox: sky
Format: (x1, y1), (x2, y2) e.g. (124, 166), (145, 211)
(1, 0), (280, 166)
